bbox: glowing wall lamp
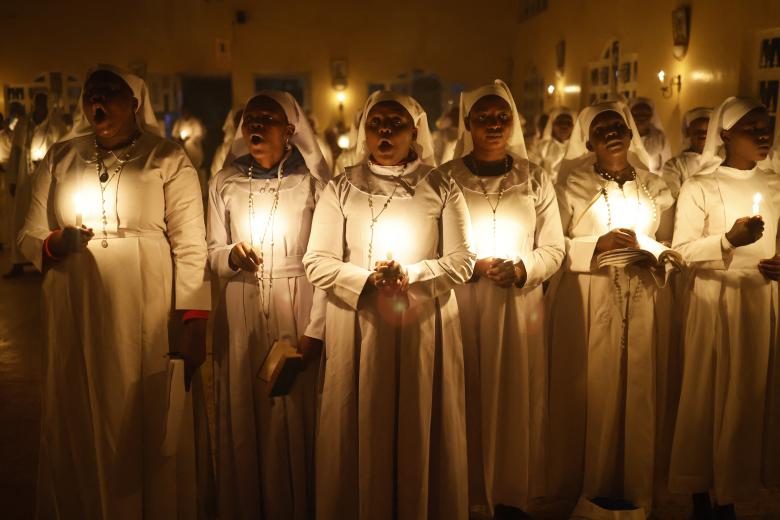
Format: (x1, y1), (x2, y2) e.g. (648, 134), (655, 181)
(658, 70), (681, 99)
(547, 84), (556, 96)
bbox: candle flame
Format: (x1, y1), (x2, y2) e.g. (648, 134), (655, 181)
(753, 192), (762, 215)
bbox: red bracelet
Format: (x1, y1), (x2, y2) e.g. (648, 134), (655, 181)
(43, 230), (62, 261)
(182, 310), (209, 322)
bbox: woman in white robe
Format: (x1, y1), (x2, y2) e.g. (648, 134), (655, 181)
(18, 66), (211, 519)
(303, 91), (475, 520)
(630, 97), (672, 174)
(432, 99), (459, 166)
(669, 97), (779, 520)
(207, 91), (329, 519)
(661, 107), (712, 199)
(533, 107), (576, 184)
(436, 80), (565, 516)
(547, 101), (676, 518)
(6, 94), (68, 277)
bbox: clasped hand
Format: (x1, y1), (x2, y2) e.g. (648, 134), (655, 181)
(474, 257), (526, 288)
(368, 260), (408, 295)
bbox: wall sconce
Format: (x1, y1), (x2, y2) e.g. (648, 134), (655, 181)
(657, 70), (681, 98)
(546, 84), (555, 96)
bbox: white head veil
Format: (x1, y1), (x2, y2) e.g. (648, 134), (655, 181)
(680, 106), (713, 151)
(64, 65), (162, 141)
(695, 96), (766, 176)
(221, 107), (242, 143)
(454, 79), (527, 160)
(558, 100), (652, 184)
(228, 91), (331, 183)
(354, 90), (435, 166)
(629, 97), (665, 135)
(541, 107), (577, 141)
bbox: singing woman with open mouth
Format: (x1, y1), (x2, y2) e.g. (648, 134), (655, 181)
(17, 65), (211, 518)
(304, 90), (475, 519)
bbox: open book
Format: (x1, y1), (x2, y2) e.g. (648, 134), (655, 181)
(257, 338), (304, 397)
(596, 234), (684, 286)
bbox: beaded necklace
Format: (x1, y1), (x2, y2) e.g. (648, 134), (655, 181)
(92, 135), (139, 247)
(469, 154), (511, 257)
(366, 159), (406, 268)
(248, 159), (284, 346)
(595, 164), (658, 349)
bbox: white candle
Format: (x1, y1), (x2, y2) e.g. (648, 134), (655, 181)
(74, 192), (83, 227)
(753, 193), (762, 215)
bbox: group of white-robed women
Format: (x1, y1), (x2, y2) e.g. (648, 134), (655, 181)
(16, 62), (780, 520)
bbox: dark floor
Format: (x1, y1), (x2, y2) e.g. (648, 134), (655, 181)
(1, 250), (780, 519)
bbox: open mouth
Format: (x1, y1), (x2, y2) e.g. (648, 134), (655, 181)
(250, 134), (264, 145)
(378, 140), (393, 152)
(93, 106), (106, 123)
(606, 139), (624, 150)
(485, 133), (503, 140)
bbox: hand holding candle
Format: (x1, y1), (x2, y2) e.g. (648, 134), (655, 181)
(372, 259), (408, 295)
(726, 216), (764, 247)
(229, 241), (262, 272)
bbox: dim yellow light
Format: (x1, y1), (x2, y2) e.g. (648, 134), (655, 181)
(657, 70), (666, 83)
(336, 91), (347, 103)
(337, 134), (350, 149)
(547, 84), (555, 95)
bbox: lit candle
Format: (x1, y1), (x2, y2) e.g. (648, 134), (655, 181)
(753, 193), (762, 215)
(179, 129), (190, 140)
(74, 192), (83, 227)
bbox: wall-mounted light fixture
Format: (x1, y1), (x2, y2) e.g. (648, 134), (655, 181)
(657, 70), (681, 98)
(547, 84), (556, 95)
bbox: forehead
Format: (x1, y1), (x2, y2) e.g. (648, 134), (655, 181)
(553, 113), (573, 124)
(244, 95), (286, 117)
(85, 70), (131, 92)
(471, 95), (511, 113)
(631, 102), (653, 114)
(732, 107), (770, 127)
(688, 117), (709, 128)
(367, 100), (412, 119)
(590, 110), (626, 131)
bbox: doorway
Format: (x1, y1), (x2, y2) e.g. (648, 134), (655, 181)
(179, 76), (233, 171)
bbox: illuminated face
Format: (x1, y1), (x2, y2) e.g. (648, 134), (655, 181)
(466, 95), (513, 156)
(686, 117), (709, 154)
(82, 70), (138, 140)
(241, 96), (294, 164)
(365, 101), (417, 166)
(630, 102), (653, 137)
(587, 110), (632, 163)
(722, 107), (772, 163)
(551, 113), (574, 143)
